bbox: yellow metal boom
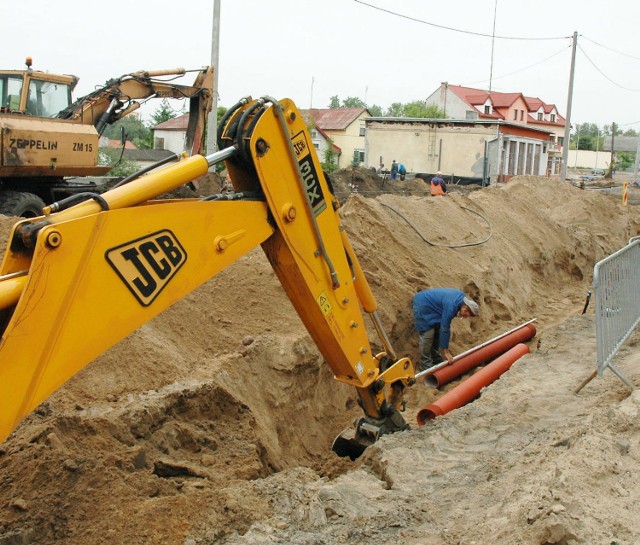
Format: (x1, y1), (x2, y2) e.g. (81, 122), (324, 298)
(0, 97), (414, 458)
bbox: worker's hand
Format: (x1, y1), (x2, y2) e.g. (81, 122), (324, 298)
(442, 349), (454, 364)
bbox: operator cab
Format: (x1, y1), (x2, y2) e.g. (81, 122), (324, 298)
(0, 57), (77, 117)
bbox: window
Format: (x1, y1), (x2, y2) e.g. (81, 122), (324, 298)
(0, 76), (24, 111)
(154, 137), (165, 150)
(359, 122), (365, 137)
(466, 110), (478, 120)
(27, 79), (72, 117)
(310, 129), (317, 138)
(520, 110), (524, 121)
(353, 149), (365, 164)
(513, 110), (518, 120)
(537, 113), (543, 121)
(484, 105), (491, 114)
(550, 114), (556, 122)
(557, 136), (564, 146)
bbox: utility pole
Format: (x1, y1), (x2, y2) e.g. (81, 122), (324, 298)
(206, 0), (221, 156)
(489, 0), (498, 92)
(610, 121), (616, 178)
(560, 31), (578, 181)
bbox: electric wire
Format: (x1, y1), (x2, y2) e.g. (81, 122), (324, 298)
(353, 0), (570, 41)
(462, 44), (571, 86)
(379, 201), (493, 249)
(578, 44), (640, 92)
(581, 36), (640, 63)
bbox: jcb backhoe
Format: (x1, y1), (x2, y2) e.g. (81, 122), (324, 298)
(0, 95), (415, 460)
(0, 57), (213, 217)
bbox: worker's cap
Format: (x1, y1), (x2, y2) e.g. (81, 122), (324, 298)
(463, 297), (479, 316)
(436, 171), (442, 175)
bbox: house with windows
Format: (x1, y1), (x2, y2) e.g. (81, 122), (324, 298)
(364, 117), (552, 184)
(152, 113), (192, 155)
(308, 125), (341, 169)
(301, 108), (370, 168)
(425, 83), (565, 175)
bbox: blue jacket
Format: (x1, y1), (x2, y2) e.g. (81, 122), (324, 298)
(412, 288), (465, 349)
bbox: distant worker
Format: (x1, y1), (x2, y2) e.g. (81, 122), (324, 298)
(390, 160), (398, 181)
(412, 288), (479, 372)
(398, 162), (407, 181)
(430, 171), (447, 196)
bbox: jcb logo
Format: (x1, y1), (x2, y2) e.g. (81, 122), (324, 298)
(106, 230), (187, 306)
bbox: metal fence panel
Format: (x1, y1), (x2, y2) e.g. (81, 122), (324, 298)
(593, 239), (640, 376)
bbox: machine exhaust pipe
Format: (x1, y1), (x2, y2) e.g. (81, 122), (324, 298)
(417, 343), (530, 425)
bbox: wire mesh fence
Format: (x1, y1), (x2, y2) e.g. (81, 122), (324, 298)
(593, 238), (640, 385)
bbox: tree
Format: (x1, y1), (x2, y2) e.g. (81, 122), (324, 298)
(100, 115), (152, 149)
(328, 95), (341, 109)
(403, 101), (446, 119)
(150, 98), (178, 126)
(368, 104), (383, 117)
(386, 102), (404, 117)
(98, 148), (140, 178)
(341, 96), (367, 108)
(322, 137), (338, 173)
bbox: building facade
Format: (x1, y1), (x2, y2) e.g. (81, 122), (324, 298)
(425, 83), (565, 176)
(365, 118), (551, 184)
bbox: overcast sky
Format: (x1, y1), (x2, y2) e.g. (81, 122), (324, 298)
(5, 0), (640, 130)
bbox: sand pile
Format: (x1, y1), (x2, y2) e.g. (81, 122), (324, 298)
(0, 176), (639, 545)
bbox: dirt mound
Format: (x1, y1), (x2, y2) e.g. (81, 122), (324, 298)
(0, 177), (639, 544)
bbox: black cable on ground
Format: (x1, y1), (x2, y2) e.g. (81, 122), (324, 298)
(379, 201), (493, 248)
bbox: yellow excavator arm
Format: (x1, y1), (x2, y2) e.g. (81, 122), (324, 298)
(0, 97), (414, 458)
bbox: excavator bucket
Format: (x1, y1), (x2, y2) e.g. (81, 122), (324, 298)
(332, 408), (410, 460)
(331, 428), (374, 460)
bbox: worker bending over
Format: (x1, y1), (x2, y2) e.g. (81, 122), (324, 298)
(413, 288), (479, 371)
(430, 171), (447, 196)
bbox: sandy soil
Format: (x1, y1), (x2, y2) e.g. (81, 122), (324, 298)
(0, 172), (639, 545)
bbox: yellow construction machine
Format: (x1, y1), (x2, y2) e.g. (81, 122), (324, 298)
(0, 57), (213, 217)
(0, 95), (415, 459)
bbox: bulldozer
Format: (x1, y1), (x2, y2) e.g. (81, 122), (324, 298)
(0, 57), (213, 217)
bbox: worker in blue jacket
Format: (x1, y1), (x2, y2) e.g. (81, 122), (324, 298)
(412, 288), (479, 371)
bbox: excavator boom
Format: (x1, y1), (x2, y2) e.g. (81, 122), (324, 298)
(56, 66), (214, 155)
(0, 97), (414, 458)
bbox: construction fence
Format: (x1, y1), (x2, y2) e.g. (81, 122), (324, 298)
(593, 237), (640, 387)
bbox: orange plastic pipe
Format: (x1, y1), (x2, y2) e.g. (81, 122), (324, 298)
(425, 323), (536, 388)
(417, 343), (530, 425)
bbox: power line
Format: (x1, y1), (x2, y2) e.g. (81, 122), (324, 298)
(463, 45), (571, 86)
(353, 0), (570, 41)
(581, 36), (640, 63)
(578, 44), (640, 92)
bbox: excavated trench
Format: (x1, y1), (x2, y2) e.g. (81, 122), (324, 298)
(0, 174), (639, 545)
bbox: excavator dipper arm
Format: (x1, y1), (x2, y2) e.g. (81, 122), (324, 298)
(0, 97), (414, 458)
(56, 67), (214, 155)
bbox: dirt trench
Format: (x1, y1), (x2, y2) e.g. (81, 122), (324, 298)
(0, 174), (639, 544)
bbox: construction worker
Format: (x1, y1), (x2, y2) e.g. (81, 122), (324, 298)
(412, 288), (479, 371)
(430, 171), (447, 196)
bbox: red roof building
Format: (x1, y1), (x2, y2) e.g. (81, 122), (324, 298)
(426, 83), (566, 175)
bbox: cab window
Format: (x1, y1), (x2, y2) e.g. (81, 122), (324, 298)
(27, 79), (71, 117)
(0, 76), (24, 111)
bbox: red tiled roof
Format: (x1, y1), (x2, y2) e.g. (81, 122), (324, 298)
(448, 84), (564, 126)
(315, 126), (342, 153)
(301, 108), (370, 130)
(105, 139), (137, 149)
(153, 113), (189, 130)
